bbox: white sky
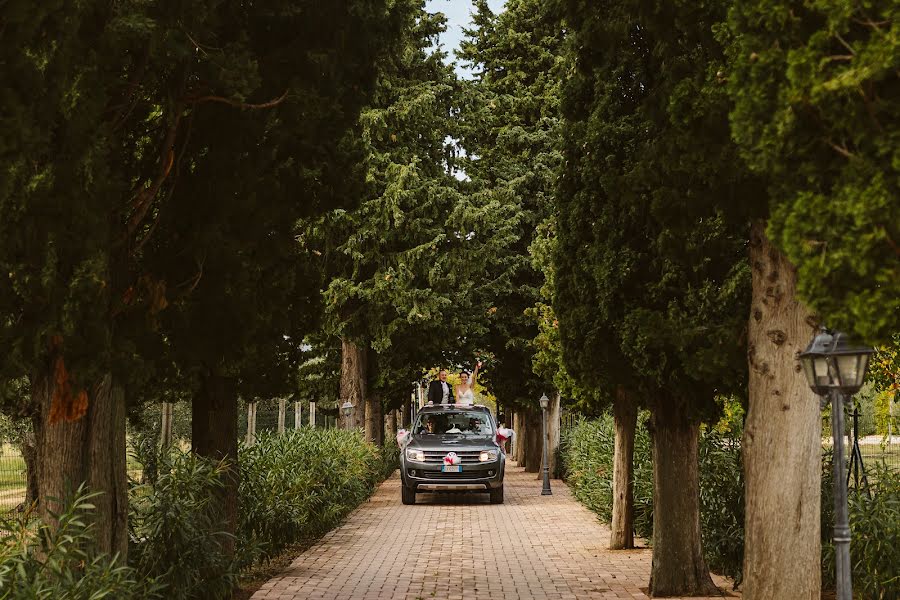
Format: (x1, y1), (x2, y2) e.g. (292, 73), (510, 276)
(425, 0), (506, 78)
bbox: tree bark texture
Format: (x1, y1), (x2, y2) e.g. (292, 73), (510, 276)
(34, 372), (128, 558)
(22, 424), (39, 507)
(192, 373), (239, 559)
(648, 397), (717, 597)
(524, 407), (542, 474)
(385, 410), (397, 442)
(742, 221), (821, 600)
(514, 411), (526, 465)
(340, 338), (367, 430)
(160, 402), (174, 448)
(610, 388), (637, 550)
(365, 392), (382, 445)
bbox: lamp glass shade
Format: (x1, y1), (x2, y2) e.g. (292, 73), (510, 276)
(833, 352), (870, 393)
(800, 354), (831, 395)
(539, 394), (549, 410)
(800, 355), (831, 396)
(341, 401), (354, 416)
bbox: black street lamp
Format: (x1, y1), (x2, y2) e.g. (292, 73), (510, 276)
(341, 400), (355, 429)
(539, 393), (552, 496)
(799, 328), (874, 600)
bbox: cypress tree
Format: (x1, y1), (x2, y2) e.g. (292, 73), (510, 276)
(723, 2), (900, 596)
(556, 1), (752, 593)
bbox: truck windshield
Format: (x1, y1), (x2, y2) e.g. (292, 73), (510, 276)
(414, 411), (494, 436)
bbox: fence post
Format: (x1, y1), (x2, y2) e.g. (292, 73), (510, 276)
(160, 402), (174, 448)
(246, 402), (257, 446)
(295, 401), (302, 429)
(309, 401), (316, 428)
(277, 398), (286, 434)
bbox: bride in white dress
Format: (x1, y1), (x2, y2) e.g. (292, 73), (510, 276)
(455, 361), (481, 406)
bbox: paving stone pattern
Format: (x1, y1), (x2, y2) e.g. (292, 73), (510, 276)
(251, 465), (737, 600)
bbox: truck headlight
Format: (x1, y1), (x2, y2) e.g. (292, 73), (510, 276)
(479, 450), (498, 462)
(406, 449), (425, 462)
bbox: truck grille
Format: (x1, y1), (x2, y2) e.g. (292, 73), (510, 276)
(422, 450), (484, 464)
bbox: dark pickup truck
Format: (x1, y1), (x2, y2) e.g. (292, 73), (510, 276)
(399, 404), (505, 504)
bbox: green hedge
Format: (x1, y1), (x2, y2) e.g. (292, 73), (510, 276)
(0, 487), (162, 599)
(129, 451), (245, 600)
(238, 428), (394, 561)
(0, 428), (399, 600)
(562, 417), (900, 594)
(562, 415), (654, 539)
(822, 459), (900, 599)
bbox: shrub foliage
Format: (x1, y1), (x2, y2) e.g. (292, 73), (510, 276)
(0, 488), (160, 599)
(564, 416), (900, 593)
(128, 451), (245, 600)
(238, 428), (394, 561)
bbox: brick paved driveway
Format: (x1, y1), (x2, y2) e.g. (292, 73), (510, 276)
(251, 465), (737, 600)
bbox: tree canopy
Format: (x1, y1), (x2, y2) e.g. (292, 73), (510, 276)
(725, 0), (900, 344)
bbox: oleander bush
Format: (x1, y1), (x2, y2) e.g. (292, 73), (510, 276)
(237, 428), (388, 562)
(822, 459), (900, 599)
(565, 415), (900, 593)
(560, 415), (654, 539)
(561, 415), (745, 583)
(0, 488), (161, 599)
(128, 450), (245, 600)
(698, 428), (745, 586)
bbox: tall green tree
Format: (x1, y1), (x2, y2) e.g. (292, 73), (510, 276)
(556, 0), (752, 594)
(323, 1), (466, 440)
(723, 2), (900, 597)
(0, 0), (402, 554)
(457, 0), (566, 470)
(140, 0), (402, 549)
(0, 0), (205, 553)
(726, 0), (899, 345)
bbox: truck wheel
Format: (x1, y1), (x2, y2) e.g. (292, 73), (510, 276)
(401, 484), (416, 505)
(489, 485), (504, 504)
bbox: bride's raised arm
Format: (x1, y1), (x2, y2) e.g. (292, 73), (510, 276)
(472, 360), (481, 384)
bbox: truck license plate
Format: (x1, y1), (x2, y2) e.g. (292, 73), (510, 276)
(442, 465), (461, 473)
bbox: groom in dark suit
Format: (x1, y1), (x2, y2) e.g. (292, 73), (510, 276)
(427, 369), (454, 405)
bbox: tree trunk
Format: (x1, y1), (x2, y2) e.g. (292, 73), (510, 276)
(160, 402), (174, 448)
(34, 372), (128, 558)
(610, 387), (637, 550)
(340, 338), (367, 430)
(742, 221), (821, 599)
(385, 409), (397, 442)
(22, 424), (39, 508)
(648, 396), (717, 597)
(192, 373), (239, 559)
(365, 392), (382, 445)
(514, 411), (526, 465)
(547, 393), (561, 478)
(524, 407), (542, 474)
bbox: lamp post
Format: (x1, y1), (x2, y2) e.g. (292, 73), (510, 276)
(539, 393), (552, 495)
(341, 400), (355, 430)
(799, 328), (874, 600)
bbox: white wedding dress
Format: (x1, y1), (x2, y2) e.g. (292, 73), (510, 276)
(456, 387), (475, 406)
